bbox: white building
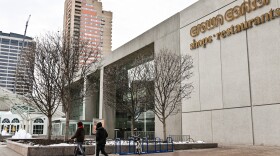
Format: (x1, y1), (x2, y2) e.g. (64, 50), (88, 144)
(0, 87), (49, 136)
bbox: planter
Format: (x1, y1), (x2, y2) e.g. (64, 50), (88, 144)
(7, 140), (218, 156)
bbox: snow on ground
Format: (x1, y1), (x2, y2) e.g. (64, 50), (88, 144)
(48, 143), (74, 146)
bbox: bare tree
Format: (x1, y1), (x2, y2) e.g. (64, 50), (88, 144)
(143, 49), (193, 140)
(103, 57), (153, 136)
(58, 35), (101, 141)
(17, 33), (62, 140)
(18, 32), (101, 141)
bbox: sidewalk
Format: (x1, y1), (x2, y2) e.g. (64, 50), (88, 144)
(89, 145), (280, 156)
(2, 144), (280, 156)
(0, 144), (23, 156)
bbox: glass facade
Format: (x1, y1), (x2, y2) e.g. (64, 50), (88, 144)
(70, 87), (84, 120)
(52, 120), (93, 136)
(114, 62), (155, 139)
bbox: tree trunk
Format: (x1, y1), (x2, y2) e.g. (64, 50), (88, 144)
(64, 111), (70, 141)
(131, 117), (135, 137)
(163, 118), (167, 141)
(47, 116), (52, 141)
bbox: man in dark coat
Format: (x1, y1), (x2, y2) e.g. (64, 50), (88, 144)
(95, 122), (108, 156)
(71, 121), (85, 156)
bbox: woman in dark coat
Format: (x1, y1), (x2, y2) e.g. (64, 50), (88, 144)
(96, 122), (108, 156)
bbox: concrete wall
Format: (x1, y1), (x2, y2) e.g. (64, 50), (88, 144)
(247, 0), (280, 106)
(100, 13), (182, 139)
(181, 0), (280, 145)
(154, 20), (182, 138)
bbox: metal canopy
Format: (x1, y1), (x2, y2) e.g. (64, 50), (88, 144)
(0, 87), (65, 119)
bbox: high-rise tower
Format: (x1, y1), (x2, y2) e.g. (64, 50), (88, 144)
(63, 0), (112, 62)
(0, 31), (33, 95)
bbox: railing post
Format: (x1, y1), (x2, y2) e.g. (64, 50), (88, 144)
(166, 137), (169, 152)
(146, 137), (149, 153)
(160, 138), (162, 152)
(115, 138), (121, 154)
(166, 137), (174, 152)
(154, 137), (161, 153)
(172, 137), (174, 152)
(142, 137), (146, 154)
(128, 137), (131, 154)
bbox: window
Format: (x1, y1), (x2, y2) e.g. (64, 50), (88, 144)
(0, 56), (8, 59)
(10, 49), (19, 53)
(2, 118), (10, 123)
(33, 125), (44, 134)
(0, 59), (8, 62)
(11, 118), (19, 123)
(1, 45), (9, 48)
(33, 118), (44, 134)
(9, 53), (18, 57)
(11, 118), (20, 133)
(9, 46), (19, 50)
(7, 78), (15, 81)
(11, 40), (19, 46)
(1, 39), (10, 45)
(34, 118), (44, 123)
(1, 49), (9, 52)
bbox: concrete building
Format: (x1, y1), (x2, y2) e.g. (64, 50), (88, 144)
(63, 0), (112, 62)
(0, 31), (33, 95)
(104, 0), (280, 145)
(69, 0), (280, 146)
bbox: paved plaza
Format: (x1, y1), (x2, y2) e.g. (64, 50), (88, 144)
(2, 144), (280, 156)
(0, 144), (22, 156)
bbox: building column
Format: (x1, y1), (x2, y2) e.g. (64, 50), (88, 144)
(82, 77), (87, 120)
(99, 67), (104, 119)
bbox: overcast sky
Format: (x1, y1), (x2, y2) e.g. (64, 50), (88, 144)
(0, 0), (197, 50)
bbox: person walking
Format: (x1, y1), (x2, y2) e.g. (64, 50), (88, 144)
(95, 122), (108, 156)
(71, 121), (86, 156)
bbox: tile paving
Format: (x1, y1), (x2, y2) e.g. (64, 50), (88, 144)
(2, 144), (280, 156)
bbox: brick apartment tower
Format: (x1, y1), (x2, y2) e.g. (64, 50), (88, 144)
(63, 0), (112, 62)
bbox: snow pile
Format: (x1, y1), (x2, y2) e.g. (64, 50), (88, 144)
(173, 140), (205, 144)
(49, 143), (74, 146)
(1, 130), (10, 136)
(12, 129), (32, 139)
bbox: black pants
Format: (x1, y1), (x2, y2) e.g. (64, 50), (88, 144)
(96, 144), (108, 156)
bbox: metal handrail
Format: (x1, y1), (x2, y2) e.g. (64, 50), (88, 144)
(169, 135), (194, 142)
(124, 131), (154, 140)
